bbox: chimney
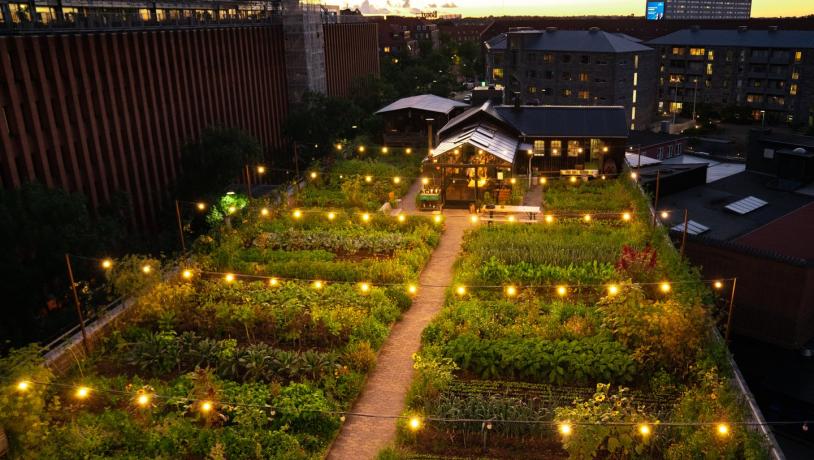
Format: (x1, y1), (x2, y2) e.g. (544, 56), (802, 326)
(589, 27), (600, 33)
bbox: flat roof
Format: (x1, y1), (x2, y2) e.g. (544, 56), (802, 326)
(736, 202), (814, 261)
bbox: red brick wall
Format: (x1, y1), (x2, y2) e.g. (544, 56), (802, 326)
(323, 22), (380, 98)
(0, 25), (288, 228)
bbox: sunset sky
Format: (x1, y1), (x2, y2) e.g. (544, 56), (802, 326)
(349, 0), (813, 18)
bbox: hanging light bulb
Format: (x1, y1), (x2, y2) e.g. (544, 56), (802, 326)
(505, 285), (517, 297)
(607, 284), (619, 296)
(260, 208), (270, 217)
(407, 284), (418, 295)
(224, 273), (235, 283)
(269, 277), (279, 287)
(622, 212), (632, 221)
(182, 269), (193, 280)
(142, 265), (152, 274)
(196, 202), (206, 211)
(101, 259), (113, 269)
(659, 282), (672, 293)
(714, 280), (723, 289)
(558, 422), (572, 436)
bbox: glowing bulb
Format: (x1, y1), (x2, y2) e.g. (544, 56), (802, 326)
(583, 214), (592, 222)
(261, 208), (270, 217)
(408, 284), (417, 295)
(182, 269), (193, 280)
(101, 259), (113, 269)
(269, 277), (279, 287)
(456, 286), (466, 296)
(421, 177), (429, 185)
(408, 416), (422, 431)
(227, 206), (237, 214)
(406, 148), (412, 154)
(559, 423), (572, 436)
(639, 423), (651, 436)
(545, 215), (554, 224)
(660, 211), (669, 219)
(505, 285), (517, 297)
(601, 175), (606, 180)
(293, 209), (302, 219)
(507, 215), (516, 223)
(142, 265), (152, 274)
(256, 166), (266, 174)
(75, 386), (90, 399)
(570, 176), (577, 183)
(310, 171), (318, 179)
(197, 202), (206, 211)
(327, 211), (336, 220)
(510, 178), (517, 184)
(358, 146), (365, 153)
(556, 286), (567, 297)
(361, 213), (371, 223)
(224, 273), (235, 283)
(630, 172), (638, 180)
(16, 380), (30, 392)
(714, 280), (723, 289)
(393, 176), (401, 184)
(382, 147), (389, 154)
(470, 215), (479, 224)
(136, 393), (151, 407)
(312, 280), (324, 289)
(717, 423), (729, 436)
(336, 143), (342, 150)
(607, 284), (619, 296)
(365, 175), (373, 183)
(398, 214), (406, 223)
(539, 177), (547, 185)
(200, 401), (213, 413)
(359, 282), (370, 293)
(660, 282), (672, 293)
(434, 215), (442, 224)
(622, 212), (632, 221)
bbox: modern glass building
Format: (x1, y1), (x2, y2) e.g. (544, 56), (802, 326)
(645, 0), (752, 20)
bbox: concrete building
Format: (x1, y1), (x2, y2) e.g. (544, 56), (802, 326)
(0, 0), (380, 228)
(645, 0), (752, 21)
(438, 20), (493, 44)
(485, 27), (657, 130)
(626, 130), (688, 160)
(646, 27), (814, 128)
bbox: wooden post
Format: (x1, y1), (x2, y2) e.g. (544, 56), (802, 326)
(652, 170), (661, 227)
(244, 164), (252, 199)
(174, 200), (186, 252)
(725, 278), (738, 343)
(293, 143), (300, 179)
(680, 208), (689, 258)
(65, 254), (88, 353)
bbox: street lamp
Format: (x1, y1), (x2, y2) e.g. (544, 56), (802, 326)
(692, 77), (699, 123)
(760, 110), (766, 128)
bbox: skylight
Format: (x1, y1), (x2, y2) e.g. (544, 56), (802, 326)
(724, 196), (768, 215)
(671, 220), (710, 235)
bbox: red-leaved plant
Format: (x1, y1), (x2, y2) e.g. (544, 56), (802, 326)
(615, 244), (658, 283)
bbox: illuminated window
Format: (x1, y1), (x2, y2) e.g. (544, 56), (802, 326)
(632, 89), (637, 103)
(9, 3), (32, 23)
(672, 47), (685, 56)
(383, 46), (391, 53)
(792, 71), (799, 80)
(561, 88), (572, 97)
(578, 90), (589, 100)
(795, 51), (803, 62)
(633, 72), (638, 86)
(590, 139), (606, 159)
(543, 54), (554, 63)
(550, 140), (562, 157)
(707, 50), (715, 61)
(746, 94), (763, 103)
(579, 73), (589, 82)
(567, 140), (582, 157)
(527, 86), (537, 94)
(689, 48), (705, 56)
(492, 68), (504, 80)
(533, 140), (545, 153)
(790, 84), (798, 96)
(35, 6), (55, 23)
(669, 74), (683, 83)
(669, 102), (683, 113)
(706, 63), (713, 75)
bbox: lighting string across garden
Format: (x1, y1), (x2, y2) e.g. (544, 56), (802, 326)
(9, 378), (812, 437)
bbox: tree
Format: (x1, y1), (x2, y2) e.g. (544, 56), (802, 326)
(176, 126), (263, 201)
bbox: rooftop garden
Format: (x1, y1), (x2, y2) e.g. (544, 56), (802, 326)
(0, 152), (441, 459)
(390, 178), (767, 459)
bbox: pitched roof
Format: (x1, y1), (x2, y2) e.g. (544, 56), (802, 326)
(439, 102), (629, 139)
(485, 29), (653, 53)
(646, 29), (814, 49)
(433, 123), (518, 164)
(375, 94), (468, 116)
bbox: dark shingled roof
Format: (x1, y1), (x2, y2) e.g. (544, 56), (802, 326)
(646, 29), (814, 49)
(439, 102), (629, 139)
(485, 29), (653, 53)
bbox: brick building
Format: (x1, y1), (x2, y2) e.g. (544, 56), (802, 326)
(485, 27), (657, 130)
(646, 27), (814, 128)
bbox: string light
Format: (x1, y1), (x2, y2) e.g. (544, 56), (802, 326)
(224, 273), (235, 283)
(622, 212), (632, 221)
(257, 166), (266, 174)
(358, 146), (365, 153)
(135, 392), (152, 408)
(507, 215), (516, 223)
(292, 209), (302, 219)
(714, 280), (723, 289)
(569, 176), (577, 183)
(312, 280), (324, 289)
(470, 215), (479, 224)
(101, 259), (113, 269)
(545, 215), (554, 224)
(361, 213), (371, 223)
(75, 386), (90, 399)
(359, 282), (370, 293)
(408, 284), (418, 295)
(639, 423), (652, 436)
(434, 215), (443, 224)
(260, 208), (270, 217)
(601, 175), (606, 180)
(397, 214), (406, 223)
(406, 148), (412, 154)
(227, 206), (237, 215)
(269, 277), (279, 287)
(660, 211), (669, 219)
(196, 202), (206, 211)
(558, 422), (572, 436)
(335, 143), (342, 151)
(409, 416), (422, 431)
(421, 177), (429, 185)
(659, 282), (672, 293)
(630, 172), (638, 180)
(540, 177), (547, 185)
(456, 286), (466, 296)
(583, 214), (592, 222)
(310, 171), (318, 179)
(607, 284), (620, 296)
(182, 269), (194, 280)
(327, 211), (336, 221)
(393, 176), (401, 184)
(505, 285), (517, 297)
(365, 175), (373, 183)
(510, 178), (517, 184)
(16, 380), (30, 392)
(717, 423), (730, 436)
(556, 286), (567, 297)
(200, 401), (214, 414)
(141, 265), (153, 274)
(382, 147), (389, 154)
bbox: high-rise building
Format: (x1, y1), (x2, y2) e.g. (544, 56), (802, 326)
(645, 0), (752, 21)
(646, 27), (814, 128)
(485, 27), (657, 130)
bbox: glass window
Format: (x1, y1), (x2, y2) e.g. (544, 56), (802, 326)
(579, 72), (589, 82)
(578, 90), (589, 100)
(550, 140), (562, 157)
(794, 51), (802, 62)
(689, 48), (705, 56)
(561, 54), (572, 63)
(543, 54), (554, 63)
(527, 86), (537, 94)
(672, 47), (685, 56)
(707, 50), (715, 61)
(561, 88), (572, 97)
(706, 63), (713, 75)
(9, 3), (32, 23)
(589, 139), (606, 160)
(567, 140), (582, 157)
(492, 68), (504, 80)
(790, 84), (798, 96)
(533, 140), (545, 153)
(792, 71), (800, 80)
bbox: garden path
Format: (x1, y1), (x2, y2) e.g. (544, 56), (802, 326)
(326, 204), (467, 460)
(523, 177), (543, 208)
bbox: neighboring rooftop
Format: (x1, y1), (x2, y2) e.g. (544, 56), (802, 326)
(736, 202), (814, 261)
(662, 154), (746, 183)
(485, 28), (653, 53)
(627, 130), (686, 147)
(375, 94), (468, 116)
(646, 28), (814, 49)
(661, 171), (814, 243)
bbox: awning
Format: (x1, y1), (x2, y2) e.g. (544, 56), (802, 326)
(433, 124), (519, 164)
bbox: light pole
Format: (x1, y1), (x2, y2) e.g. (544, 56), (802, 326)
(672, 80), (680, 125)
(761, 110), (766, 129)
(725, 278), (738, 343)
(426, 118), (435, 159)
(65, 254), (89, 353)
(174, 200), (186, 252)
(527, 149), (533, 190)
(692, 77), (698, 123)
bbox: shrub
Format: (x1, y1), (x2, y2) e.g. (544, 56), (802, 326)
(107, 254), (162, 298)
(343, 341), (378, 372)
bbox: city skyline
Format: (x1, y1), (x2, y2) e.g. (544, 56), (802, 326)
(350, 0), (813, 18)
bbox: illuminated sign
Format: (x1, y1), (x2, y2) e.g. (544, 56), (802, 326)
(646, 1), (664, 20)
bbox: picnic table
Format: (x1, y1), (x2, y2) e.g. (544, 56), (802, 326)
(481, 204), (541, 221)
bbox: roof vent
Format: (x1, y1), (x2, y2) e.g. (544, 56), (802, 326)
(545, 27), (557, 32)
(768, 25), (779, 32)
(738, 26), (748, 33)
(794, 147), (807, 154)
(589, 27), (600, 33)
